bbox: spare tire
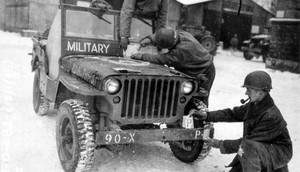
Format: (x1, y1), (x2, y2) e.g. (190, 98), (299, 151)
(200, 36), (217, 54)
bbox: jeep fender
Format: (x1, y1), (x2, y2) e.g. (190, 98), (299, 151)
(59, 75), (105, 96)
(31, 39), (49, 74)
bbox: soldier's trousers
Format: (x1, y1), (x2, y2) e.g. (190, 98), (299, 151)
(228, 140), (290, 172)
(201, 62), (215, 107)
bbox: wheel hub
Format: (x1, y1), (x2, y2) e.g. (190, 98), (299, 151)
(61, 118), (74, 159)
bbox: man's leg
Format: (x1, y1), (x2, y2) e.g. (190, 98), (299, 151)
(238, 140), (273, 172)
(274, 165), (289, 172)
(229, 161), (243, 172)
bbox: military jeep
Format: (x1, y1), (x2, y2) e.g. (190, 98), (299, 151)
(31, 1), (214, 171)
(241, 34), (270, 62)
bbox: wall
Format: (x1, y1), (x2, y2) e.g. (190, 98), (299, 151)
(203, 0), (223, 41)
(4, 0), (30, 32)
(251, 1), (275, 34)
(167, 0), (181, 29)
(1, 0), (59, 33)
(266, 0), (300, 73)
(28, 0), (59, 33)
(276, 0), (300, 18)
(0, 0), (5, 30)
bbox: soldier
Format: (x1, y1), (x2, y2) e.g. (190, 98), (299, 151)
(230, 33), (239, 55)
(119, 0), (168, 50)
(131, 28), (215, 106)
(194, 71), (293, 172)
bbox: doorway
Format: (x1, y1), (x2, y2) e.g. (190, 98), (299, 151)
(221, 12), (252, 49)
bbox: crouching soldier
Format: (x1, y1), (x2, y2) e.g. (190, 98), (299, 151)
(194, 70), (293, 172)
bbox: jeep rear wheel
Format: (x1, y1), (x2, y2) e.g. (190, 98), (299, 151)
(56, 99), (95, 172)
(33, 70), (49, 115)
(243, 51), (254, 60)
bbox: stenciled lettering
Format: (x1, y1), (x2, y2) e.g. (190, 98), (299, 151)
(67, 41), (110, 54)
(67, 41), (76, 51)
(195, 130), (201, 139)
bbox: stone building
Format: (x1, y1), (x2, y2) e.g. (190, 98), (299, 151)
(0, 0), (276, 49)
(266, 0), (300, 73)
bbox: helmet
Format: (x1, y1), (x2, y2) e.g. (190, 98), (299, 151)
(242, 71), (272, 92)
(200, 26), (206, 31)
(155, 28), (178, 49)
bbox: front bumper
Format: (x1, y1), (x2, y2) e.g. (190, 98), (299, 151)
(96, 125), (214, 145)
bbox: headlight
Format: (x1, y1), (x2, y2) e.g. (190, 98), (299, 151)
(181, 81), (193, 94)
(104, 78), (121, 94)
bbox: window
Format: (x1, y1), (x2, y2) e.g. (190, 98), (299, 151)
(66, 10), (115, 40)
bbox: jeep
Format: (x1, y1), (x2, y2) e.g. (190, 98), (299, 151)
(31, 1), (214, 171)
(241, 34), (270, 62)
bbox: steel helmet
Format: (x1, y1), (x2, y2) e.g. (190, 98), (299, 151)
(242, 71), (272, 92)
(155, 28), (178, 49)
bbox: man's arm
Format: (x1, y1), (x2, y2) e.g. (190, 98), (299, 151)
(156, 0), (168, 31)
(141, 52), (180, 67)
(207, 105), (248, 122)
(120, 0), (136, 38)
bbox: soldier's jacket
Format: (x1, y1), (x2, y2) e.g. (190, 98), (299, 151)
(207, 94), (293, 170)
(141, 31), (213, 78)
(120, 0), (168, 38)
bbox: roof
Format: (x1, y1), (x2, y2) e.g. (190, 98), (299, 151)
(175, 0), (214, 5)
(252, 0), (276, 15)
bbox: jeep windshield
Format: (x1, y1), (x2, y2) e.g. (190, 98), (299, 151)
(66, 10), (115, 40)
(65, 9), (152, 42)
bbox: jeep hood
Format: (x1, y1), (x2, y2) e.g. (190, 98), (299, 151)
(61, 56), (192, 80)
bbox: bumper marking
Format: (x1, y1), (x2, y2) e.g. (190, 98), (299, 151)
(96, 128), (210, 145)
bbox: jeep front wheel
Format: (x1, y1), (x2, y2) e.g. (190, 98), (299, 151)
(169, 118), (213, 163)
(33, 70), (49, 115)
(169, 140), (205, 163)
(56, 99), (95, 172)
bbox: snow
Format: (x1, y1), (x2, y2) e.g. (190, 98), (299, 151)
(0, 30), (299, 172)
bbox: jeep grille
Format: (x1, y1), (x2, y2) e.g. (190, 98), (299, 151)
(121, 78), (181, 120)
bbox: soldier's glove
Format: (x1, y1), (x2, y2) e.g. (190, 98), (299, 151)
(204, 138), (221, 148)
(139, 37), (152, 47)
(90, 0), (112, 10)
(120, 37), (129, 50)
(131, 53), (143, 60)
(191, 109), (207, 121)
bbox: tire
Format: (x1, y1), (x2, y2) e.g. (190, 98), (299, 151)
(56, 99), (95, 172)
(169, 118), (213, 163)
(243, 51), (254, 60)
(33, 70), (49, 115)
(200, 36), (217, 54)
(169, 140), (204, 163)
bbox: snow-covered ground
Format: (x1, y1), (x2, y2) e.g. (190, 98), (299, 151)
(0, 31), (299, 172)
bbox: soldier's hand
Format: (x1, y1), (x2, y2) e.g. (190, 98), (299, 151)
(192, 109), (207, 120)
(139, 37), (151, 47)
(120, 37), (129, 50)
(204, 138), (221, 148)
(131, 53), (143, 60)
